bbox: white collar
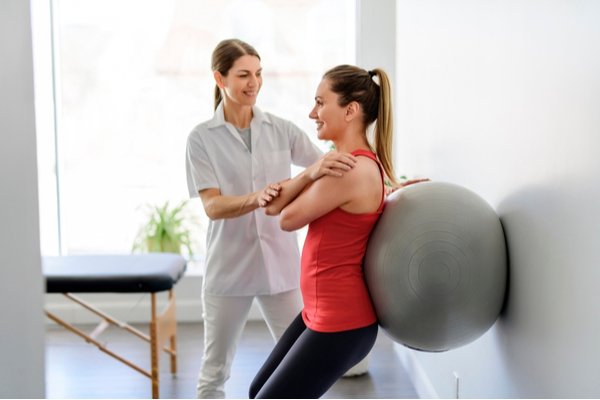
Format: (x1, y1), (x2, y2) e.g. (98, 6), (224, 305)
(207, 103), (272, 129)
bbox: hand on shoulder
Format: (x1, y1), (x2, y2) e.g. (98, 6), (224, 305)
(304, 150), (358, 181)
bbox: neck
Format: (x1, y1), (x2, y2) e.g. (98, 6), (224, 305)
(222, 99), (253, 129)
(333, 126), (371, 154)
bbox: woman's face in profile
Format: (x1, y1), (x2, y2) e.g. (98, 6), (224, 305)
(309, 79), (346, 141)
(218, 55), (263, 107)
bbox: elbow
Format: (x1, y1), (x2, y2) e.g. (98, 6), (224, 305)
(264, 204), (278, 216)
(203, 202), (220, 220)
(279, 209), (297, 232)
(279, 219), (294, 232)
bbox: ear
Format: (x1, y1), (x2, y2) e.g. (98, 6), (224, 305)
(214, 71), (225, 89)
(344, 101), (360, 122)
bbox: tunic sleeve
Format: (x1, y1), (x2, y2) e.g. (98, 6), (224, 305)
(186, 130), (219, 198)
(287, 121), (323, 168)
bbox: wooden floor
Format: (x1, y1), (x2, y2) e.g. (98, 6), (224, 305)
(45, 321), (418, 399)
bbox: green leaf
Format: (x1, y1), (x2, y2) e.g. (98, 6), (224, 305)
(132, 200), (200, 257)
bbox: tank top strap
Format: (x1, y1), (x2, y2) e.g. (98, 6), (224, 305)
(351, 149), (385, 213)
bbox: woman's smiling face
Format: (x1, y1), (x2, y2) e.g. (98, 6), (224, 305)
(218, 55), (262, 107)
(308, 79), (347, 142)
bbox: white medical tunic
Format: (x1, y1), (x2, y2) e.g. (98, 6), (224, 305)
(186, 104), (323, 296)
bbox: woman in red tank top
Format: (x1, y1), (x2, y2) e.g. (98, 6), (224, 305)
(249, 65), (424, 399)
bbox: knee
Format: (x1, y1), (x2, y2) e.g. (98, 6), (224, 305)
(201, 362), (230, 383)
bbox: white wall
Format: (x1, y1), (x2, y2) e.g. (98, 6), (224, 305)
(395, 0), (600, 398)
(0, 1), (46, 397)
(357, 0), (396, 84)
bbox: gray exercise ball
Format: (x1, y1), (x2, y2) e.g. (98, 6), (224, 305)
(364, 182), (507, 352)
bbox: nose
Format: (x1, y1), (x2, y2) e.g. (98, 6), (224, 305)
(249, 75), (258, 88)
(309, 105), (318, 120)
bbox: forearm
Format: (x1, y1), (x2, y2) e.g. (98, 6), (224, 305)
(204, 191), (261, 220)
(264, 171), (313, 216)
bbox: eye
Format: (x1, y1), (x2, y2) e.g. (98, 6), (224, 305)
(256, 72), (262, 77)
(317, 101), (323, 107)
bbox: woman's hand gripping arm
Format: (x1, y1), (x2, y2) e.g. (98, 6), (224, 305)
(198, 184), (281, 220)
(198, 151), (356, 220)
(263, 151), (358, 217)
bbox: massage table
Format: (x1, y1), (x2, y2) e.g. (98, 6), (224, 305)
(43, 253), (187, 399)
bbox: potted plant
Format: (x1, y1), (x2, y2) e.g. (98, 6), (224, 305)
(132, 200), (197, 255)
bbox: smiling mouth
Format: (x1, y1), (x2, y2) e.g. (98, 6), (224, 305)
(316, 122), (324, 129)
(244, 91), (257, 97)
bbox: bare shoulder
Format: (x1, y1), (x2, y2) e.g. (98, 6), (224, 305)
(338, 154), (383, 213)
(306, 154), (381, 197)
(349, 154), (382, 183)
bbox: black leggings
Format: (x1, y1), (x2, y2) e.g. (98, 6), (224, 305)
(249, 312), (378, 399)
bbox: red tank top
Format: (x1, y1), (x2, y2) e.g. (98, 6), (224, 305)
(300, 149), (384, 332)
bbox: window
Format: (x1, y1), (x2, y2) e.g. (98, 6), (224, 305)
(33, 0), (356, 257)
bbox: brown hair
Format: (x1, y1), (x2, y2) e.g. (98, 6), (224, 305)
(323, 65), (397, 185)
(210, 39), (261, 111)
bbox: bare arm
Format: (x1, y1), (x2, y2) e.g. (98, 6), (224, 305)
(264, 151), (358, 216)
(199, 186), (279, 220)
(278, 156), (381, 232)
(263, 173), (313, 217)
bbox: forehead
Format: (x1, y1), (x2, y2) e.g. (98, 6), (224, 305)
(230, 55), (261, 73)
(315, 79), (333, 97)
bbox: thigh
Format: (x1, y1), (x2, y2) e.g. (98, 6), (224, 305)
(249, 312), (306, 399)
(201, 292), (254, 363)
(257, 288), (304, 341)
(255, 322), (379, 399)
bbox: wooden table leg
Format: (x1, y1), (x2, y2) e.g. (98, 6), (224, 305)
(169, 289), (177, 374)
(150, 293), (160, 399)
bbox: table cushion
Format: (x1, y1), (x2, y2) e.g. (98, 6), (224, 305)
(43, 254), (187, 293)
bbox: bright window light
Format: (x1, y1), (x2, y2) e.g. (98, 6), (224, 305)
(33, 0), (356, 256)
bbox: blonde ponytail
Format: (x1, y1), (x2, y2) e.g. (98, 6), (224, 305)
(371, 69), (397, 185)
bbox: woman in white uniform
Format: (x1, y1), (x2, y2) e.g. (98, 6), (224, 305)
(185, 39), (357, 399)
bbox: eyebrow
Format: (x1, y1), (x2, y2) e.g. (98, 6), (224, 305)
(236, 69), (262, 74)
(315, 96), (323, 100)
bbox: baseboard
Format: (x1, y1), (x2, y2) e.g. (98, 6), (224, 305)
(44, 274), (265, 325)
(394, 343), (439, 399)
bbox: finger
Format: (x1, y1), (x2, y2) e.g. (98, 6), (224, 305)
(262, 194), (273, 203)
(324, 151), (356, 163)
(329, 154), (357, 167)
(337, 153), (358, 164)
(323, 168), (343, 178)
(345, 154), (359, 163)
(326, 161), (352, 171)
(266, 189), (279, 198)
